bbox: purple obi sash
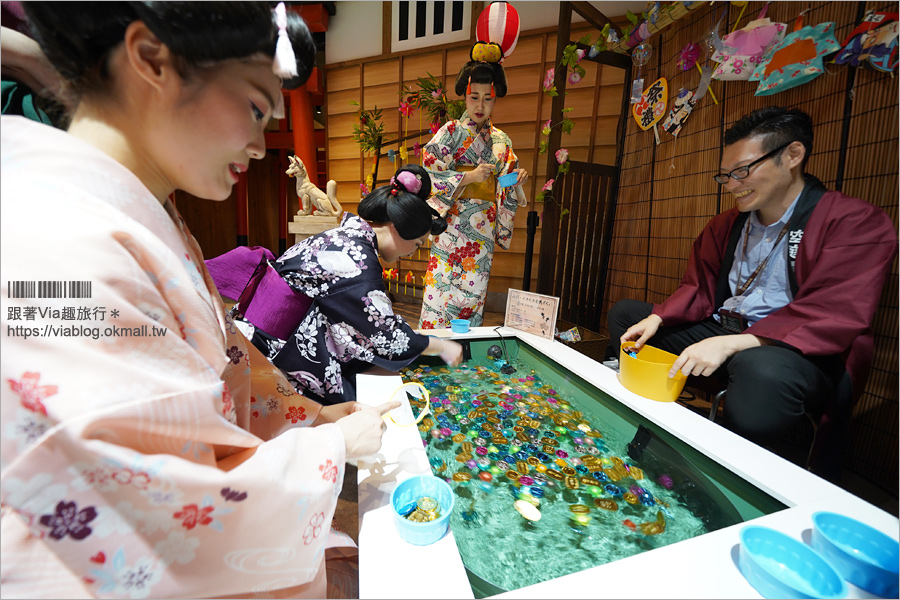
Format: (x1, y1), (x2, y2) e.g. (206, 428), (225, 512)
(205, 246), (312, 340)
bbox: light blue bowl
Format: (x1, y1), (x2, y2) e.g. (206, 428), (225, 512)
(450, 319), (470, 333)
(739, 525), (848, 599)
(390, 475), (455, 546)
(811, 512), (899, 598)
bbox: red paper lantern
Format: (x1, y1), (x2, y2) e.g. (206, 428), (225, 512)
(475, 1), (520, 61)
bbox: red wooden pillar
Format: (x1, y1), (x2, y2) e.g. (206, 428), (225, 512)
(235, 172), (249, 247)
(278, 150), (288, 255)
(290, 75), (318, 212)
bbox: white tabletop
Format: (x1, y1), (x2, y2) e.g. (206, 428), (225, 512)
(355, 327), (899, 599)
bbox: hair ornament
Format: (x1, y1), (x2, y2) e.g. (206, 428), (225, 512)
(470, 41), (503, 64)
(273, 2), (298, 78)
(395, 170), (423, 194)
(466, 78), (472, 96)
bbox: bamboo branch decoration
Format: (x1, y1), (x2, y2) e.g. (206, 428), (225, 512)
(607, 1), (708, 55)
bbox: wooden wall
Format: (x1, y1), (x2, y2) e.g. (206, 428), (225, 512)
(599, 1), (899, 493)
(323, 20), (626, 304)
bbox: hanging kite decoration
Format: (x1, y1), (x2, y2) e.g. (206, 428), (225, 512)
(834, 10), (898, 72)
(632, 77), (667, 144)
(662, 88), (696, 138)
(749, 15), (840, 96)
(476, 1), (521, 62)
(712, 8), (787, 81)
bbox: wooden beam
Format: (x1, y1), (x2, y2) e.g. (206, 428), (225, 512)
(570, 1), (617, 34)
(382, 1), (391, 56)
(575, 44), (631, 69)
(536, 1), (573, 295)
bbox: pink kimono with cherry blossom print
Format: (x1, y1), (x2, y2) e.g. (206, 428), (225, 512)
(1, 116), (347, 599)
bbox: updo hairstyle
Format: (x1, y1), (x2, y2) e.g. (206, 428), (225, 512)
(358, 164), (448, 239)
(23, 2), (316, 104)
(454, 61), (507, 98)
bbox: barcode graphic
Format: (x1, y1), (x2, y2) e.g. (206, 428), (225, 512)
(8, 281), (92, 298)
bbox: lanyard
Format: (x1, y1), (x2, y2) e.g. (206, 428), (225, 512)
(734, 219), (789, 296)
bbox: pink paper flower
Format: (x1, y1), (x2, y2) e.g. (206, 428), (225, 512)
(567, 70), (583, 85)
(542, 119), (552, 136)
(555, 148), (569, 164)
(399, 102), (413, 117)
(677, 43), (700, 71)
(431, 88), (443, 99)
(542, 179), (555, 192)
(575, 48), (585, 62)
(543, 68), (555, 91)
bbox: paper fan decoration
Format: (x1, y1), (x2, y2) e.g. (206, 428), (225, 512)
(476, 1), (520, 61)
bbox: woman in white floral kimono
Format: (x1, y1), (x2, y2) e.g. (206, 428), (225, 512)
(214, 164), (463, 406)
(418, 52), (528, 329)
(1, 4), (395, 598)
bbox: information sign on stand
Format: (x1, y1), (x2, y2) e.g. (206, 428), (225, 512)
(504, 289), (560, 340)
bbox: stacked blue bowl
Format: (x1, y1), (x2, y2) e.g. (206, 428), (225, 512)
(739, 525), (848, 599)
(812, 512), (899, 598)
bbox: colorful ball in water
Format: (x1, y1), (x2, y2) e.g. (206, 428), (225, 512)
(657, 474), (674, 489)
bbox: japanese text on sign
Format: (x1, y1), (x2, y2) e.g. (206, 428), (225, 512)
(504, 289), (560, 340)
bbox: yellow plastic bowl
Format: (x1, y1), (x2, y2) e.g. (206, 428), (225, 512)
(619, 341), (687, 403)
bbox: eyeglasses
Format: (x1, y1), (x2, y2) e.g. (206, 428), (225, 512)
(713, 142), (791, 184)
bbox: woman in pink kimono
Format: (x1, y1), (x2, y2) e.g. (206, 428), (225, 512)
(418, 52), (528, 329)
(0, 4), (394, 598)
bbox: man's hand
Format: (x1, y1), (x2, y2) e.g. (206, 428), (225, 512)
(620, 314), (663, 349)
(669, 334), (764, 378)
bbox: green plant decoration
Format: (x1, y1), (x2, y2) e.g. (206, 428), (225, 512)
(401, 72), (465, 130)
(350, 100), (386, 155)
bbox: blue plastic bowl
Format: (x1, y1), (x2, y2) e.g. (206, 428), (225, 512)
(739, 525), (848, 599)
(811, 512), (899, 598)
(390, 475), (455, 546)
(450, 319), (470, 334)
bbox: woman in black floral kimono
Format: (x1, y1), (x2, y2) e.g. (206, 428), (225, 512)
(232, 164), (464, 404)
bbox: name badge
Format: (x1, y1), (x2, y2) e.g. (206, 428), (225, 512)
(717, 308), (747, 334)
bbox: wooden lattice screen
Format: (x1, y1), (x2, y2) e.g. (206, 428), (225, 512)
(546, 161), (618, 331)
(600, 1), (899, 495)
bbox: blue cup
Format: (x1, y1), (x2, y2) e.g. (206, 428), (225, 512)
(498, 172), (519, 188)
(450, 319), (470, 333)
